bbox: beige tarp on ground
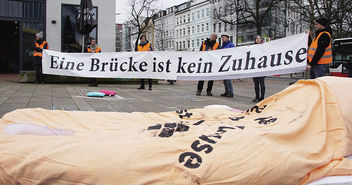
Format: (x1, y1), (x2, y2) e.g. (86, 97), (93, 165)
(0, 76), (352, 185)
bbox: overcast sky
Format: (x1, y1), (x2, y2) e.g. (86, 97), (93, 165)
(116, 0), (188, 23)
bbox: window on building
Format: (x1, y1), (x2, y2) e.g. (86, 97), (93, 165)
(176, 30), (178, 37)
(206, 8), (209, 16)
(197, 25), (200, 33)
(213, 23), (216, 32)
(206, 23), (209, 31)
(183, 28), (185, 35)
(176, 42), (178, 50)
(197, 11), (200, 19)
(188, 14), (190, 21)
(197, 39), (200, 47)
(192, 40), (194, 47)
(187, 40), (190, 48)
(224, 23), (227, 32)
(219, 23), (221, 32)
(213, 8), (216, 17)
(183, 15), (186, 23)
(62, 4), (97, 52)
(192, 26), (194, 34)
(188, 26), (190, 35)
(201, 24), (204, 32)
(177, 18), (179, 24)
(183, 41), (185, 48)
(201, 9), (204, 18)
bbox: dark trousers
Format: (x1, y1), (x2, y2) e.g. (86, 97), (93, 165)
(140, 79), (152, 89)
(34, 56), (45, 83)
(348, 69), (352, 78)
(197, 80), (213, 93)
(310, 64), (328, 79)
(253, 77), (265, 100)
(89, 78), (98, 86)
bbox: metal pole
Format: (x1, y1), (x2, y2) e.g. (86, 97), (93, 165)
(82, 35), (85, 52)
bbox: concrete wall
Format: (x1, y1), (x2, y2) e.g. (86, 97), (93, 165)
(46, 0), (116, 52)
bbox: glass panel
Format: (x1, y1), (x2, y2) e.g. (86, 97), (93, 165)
(61, 4), (97, 52)
(22, 22), (45, 70)
(0, 0), (22, 18)
(0, 20), (20, 73)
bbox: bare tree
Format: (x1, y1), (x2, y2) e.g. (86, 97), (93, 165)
(289, 0), (352, 38)
(154, 16), (167, 51)
(128, 0), (159, 51)
(209, 0), (282, 38)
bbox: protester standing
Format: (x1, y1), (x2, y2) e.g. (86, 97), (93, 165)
(307, 16), (333, 79)
(33, 32), (48, 84)
(86, 38), (101, 86)
(196, 33), (219, 96)
(346, 56), (352, 78)
(136, 35), (153, 90)
(220, 33), (235, 98)
(252, 35), (266, 103)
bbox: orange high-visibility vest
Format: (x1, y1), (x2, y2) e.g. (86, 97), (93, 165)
(87, 46), (101, 53)
(33, 41), (48, 57)
(137, 43), (151, 51)
(201, 41), (219, 51)
(307, 32), (332, 64)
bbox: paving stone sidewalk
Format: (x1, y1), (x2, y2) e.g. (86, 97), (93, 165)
(0, 76), (302, 118)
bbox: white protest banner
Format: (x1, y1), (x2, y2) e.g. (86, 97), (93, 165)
(42, 33), (308, 80)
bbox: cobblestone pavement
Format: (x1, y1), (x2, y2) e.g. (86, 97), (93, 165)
(0, 75), (303, 118)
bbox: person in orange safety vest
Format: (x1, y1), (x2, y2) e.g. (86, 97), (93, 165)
(196, 33), (219, 96)
(86, 38), (101, 86)
(136, 35), (153, 90)
(33, 32), (48, 83)
(307, 16), (332, 79)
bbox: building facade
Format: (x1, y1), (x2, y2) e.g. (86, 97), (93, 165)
(0, 0), (46, 73)
(121, 0), (309, 51)
(190, 0), (212, 50)
(285, 1), (309, 37)
(154, 6), (176, 51)
(116, 24), (123, 52)
(121, 23), (132, 51)
(174, 1), (191, 51)
(0, 0), (115, 74)
(210, 0), (237, 46)
(47, 0), (115, 52)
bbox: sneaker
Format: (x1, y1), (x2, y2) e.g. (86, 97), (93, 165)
(207, 92), (213, 96)
(149, 87), (152, 91)
(221, 93), (227, 97)
(252, 98), (259, 103)
(137, 87), (145, 90)
(196, 91), (201, 96)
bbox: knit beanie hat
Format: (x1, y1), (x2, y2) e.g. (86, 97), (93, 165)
(316, 17), (329, 27)
(36, 32), (43, 39)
